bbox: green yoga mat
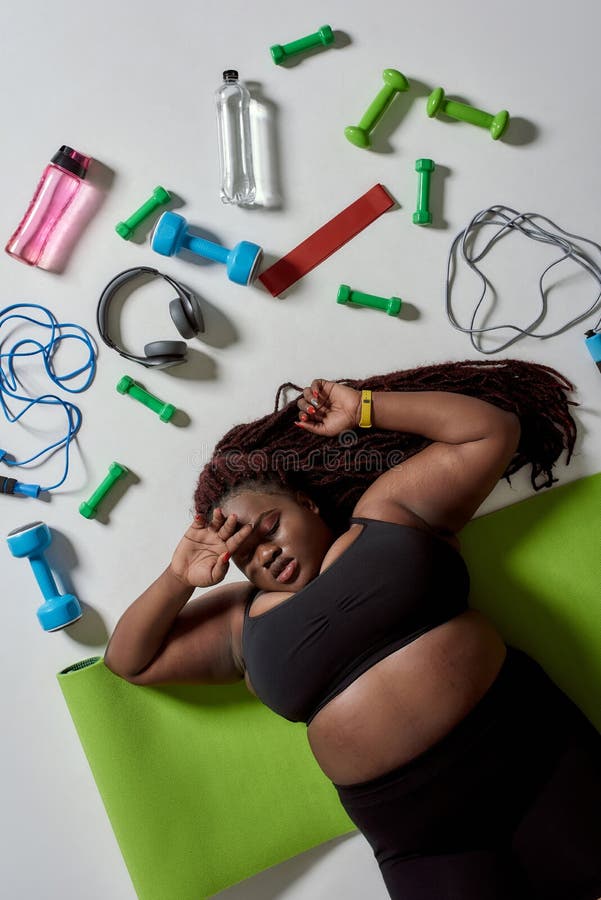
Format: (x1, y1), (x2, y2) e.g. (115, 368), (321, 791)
(58, 472), (601, 899)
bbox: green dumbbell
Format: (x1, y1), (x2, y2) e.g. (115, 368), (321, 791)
(116, 186), (171, 240)
(413, 158), (435, 225)
(270, 25), (334, 65)
(426, 87), (509, 140)
(79, 462), (128, 519)
(345, 69), (410, 149)
(117, 375), (176, 422)
(337, 284), (402, 316)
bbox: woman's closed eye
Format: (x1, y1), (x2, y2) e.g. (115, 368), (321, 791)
(238, 513), (280, 565)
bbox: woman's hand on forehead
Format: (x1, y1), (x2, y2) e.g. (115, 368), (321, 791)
(229, 508), (276, 562)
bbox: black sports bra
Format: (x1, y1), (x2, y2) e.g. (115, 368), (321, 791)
(242, 517), (470, 725)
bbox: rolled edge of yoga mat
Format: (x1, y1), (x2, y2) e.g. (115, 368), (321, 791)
(59, 656), (102, 674)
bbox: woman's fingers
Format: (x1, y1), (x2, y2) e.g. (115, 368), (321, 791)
(224, 522), (253, 556)
(298, 383), (327, 422)
(217, 511), (241, 539)
(210, 507), (226, 530)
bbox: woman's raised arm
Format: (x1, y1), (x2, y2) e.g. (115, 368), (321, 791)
(296, 382), (521, 536)
(104, 510), (252, 683)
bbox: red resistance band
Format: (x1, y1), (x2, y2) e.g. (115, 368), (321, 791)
(259, 183), (395, 297)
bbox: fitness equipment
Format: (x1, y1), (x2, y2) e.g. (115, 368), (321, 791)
(259, 184), (395, 297)
(96, 267), (205, 370)
(585, 331), (601, 373)
(115, 186), (171, 240)
(413, 158), (435, 225)
(151, 211), (262, 286)
(427, 87), (509, 140)
(270, 25), (334, 65)
(0, 475), (40, 498)
(446, 205), (601, 354)
(117, 375), (175, 422)
(0, 303), (96, 494)
(344, 69), (410, 149)
(337, 284), (402, 316)
(79, 462), (128, 519)
(6, 521), (82, 631)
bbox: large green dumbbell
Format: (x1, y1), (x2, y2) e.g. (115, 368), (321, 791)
(345, 69), (410, 149)
(427, 87), (509, 140)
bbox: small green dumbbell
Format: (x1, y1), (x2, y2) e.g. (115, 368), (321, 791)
(426, 87), (509, 140)
(413, 158), (435, 225)
(270, 25), (334, 65)
(116, 186), (171, 240)
(345, 69), (410, 149)
(79, 462), (128, 519)
(337, 284), (402, 316)
(117, 375), (176, 422)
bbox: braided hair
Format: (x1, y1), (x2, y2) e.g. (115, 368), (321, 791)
(194, 359), (578, 534)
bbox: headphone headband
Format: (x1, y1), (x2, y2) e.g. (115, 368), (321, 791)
(96, 267), (202, 369)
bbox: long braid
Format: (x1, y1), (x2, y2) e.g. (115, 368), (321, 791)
(194, 359), (578, 531)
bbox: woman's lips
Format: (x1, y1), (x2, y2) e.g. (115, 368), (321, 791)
(276, 558), (298, 583)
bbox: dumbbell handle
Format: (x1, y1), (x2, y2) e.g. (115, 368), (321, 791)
(440, 98), (493, 128)
(358, 84), (398, 132)
(280, 31), (326, 56)
(128, 195), (164, 224)
(418, 171), (431, 209)
(182, 233), (229, 265)
(29, 554), (60, 601)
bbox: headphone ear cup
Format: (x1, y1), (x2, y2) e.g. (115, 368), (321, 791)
(143, 340), (187, 369)
(169, 295), (205, 339)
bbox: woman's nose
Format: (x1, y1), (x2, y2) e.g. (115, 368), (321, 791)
(257, 543), (280, 568)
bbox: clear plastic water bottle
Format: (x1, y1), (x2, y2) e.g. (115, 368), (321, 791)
(215, 70), (256, 207)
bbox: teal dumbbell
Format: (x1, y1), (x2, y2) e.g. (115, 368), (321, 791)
(151, 211), (262, 286)
(345, 69), (410, 149)
(117, 375), (175, 422)
(6, 521), (82, 631)
(426, 87), (509, 140)
(270, 25), (334, 65)
(413, 158), (435, 225)
(116, 186), (171, 240)
(337, 284), (402, 316)
(79, 462), (128, 519)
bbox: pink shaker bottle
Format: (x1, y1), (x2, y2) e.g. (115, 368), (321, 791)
(5, 145), (91, 269)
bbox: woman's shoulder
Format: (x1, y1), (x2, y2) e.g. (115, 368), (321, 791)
(351, 499), (461, 553)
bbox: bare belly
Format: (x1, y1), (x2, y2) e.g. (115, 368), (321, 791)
(306, 609), (507, 786)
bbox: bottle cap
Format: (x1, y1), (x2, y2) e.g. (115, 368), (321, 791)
(51, 146), (90, 179)
(223, 70), (239, 83)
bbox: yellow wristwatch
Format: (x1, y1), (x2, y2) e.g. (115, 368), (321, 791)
(358, 390), (372, 428)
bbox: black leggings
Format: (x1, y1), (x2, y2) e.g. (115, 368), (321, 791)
(333, 647), (601, 900)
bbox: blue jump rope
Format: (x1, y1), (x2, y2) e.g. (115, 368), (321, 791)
(0, 303), (97, 497)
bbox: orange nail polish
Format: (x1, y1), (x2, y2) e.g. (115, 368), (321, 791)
(300, 412), (308, 421)
(222, 551), (231, 563)
(312, 389), (319, 398)
(307, 405), (315, 415)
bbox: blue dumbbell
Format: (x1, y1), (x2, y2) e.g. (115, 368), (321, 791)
(151, 211), (263, 286)
(6, 521), (82, 631)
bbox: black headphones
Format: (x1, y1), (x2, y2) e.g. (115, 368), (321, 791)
(96, 266), (205, 369)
